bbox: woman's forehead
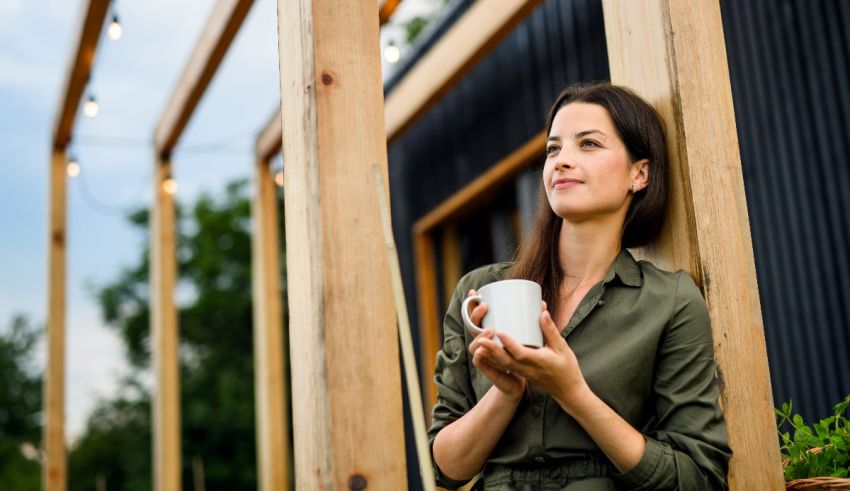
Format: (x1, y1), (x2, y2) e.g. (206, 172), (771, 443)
(550, 102), (615, 136)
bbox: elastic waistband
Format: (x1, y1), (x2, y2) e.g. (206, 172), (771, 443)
(483, 453), (614, 484)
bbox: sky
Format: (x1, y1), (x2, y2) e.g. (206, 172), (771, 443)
(0, 0), (437, 442)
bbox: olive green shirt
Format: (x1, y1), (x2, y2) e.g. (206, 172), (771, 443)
(428, 250), (731, 490)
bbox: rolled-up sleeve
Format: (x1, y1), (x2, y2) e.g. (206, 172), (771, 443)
(427, 274), (479, 488)
(614, 271), (732, 490)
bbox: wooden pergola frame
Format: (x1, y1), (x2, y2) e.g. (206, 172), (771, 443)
(46, 1), (110, 490)
(46, 0), (784, 489)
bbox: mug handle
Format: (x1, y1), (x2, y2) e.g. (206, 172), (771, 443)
(461, 295), (485, 336)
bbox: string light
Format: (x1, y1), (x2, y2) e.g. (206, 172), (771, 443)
(162, 178), (178, 195)
(107, 15), (123, 41)
(384, 40), (400, 64)
(274, 170), (284, 187)
(83, 94), (99, 118)
(67, 155), (80, 177)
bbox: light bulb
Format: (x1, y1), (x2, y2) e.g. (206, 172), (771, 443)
(67, 158), (80, 177)
(108, 15), (122, 41)
(83, 95), (99, 118)
(162, 178), (178, 195)
(274, 170), (284, 187)
(384, 41), (400, 64)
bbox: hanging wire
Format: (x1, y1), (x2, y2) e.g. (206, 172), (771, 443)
(74, 162), (152, 217)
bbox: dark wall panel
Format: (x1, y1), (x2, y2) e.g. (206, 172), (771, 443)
(721, 0), (850, 420)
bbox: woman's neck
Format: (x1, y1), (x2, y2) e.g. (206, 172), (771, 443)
(557, 217), (623, 288)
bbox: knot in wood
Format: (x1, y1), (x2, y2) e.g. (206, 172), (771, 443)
(321, 72), (334, 85)
(348, 474), (367, 490)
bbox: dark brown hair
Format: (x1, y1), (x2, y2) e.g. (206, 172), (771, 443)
(508, 82), (669, 317)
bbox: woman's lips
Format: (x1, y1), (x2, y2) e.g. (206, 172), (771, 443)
(553, 178), (582, 190)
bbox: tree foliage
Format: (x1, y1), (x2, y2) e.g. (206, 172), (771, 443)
(70, 179), (287, 490)
(0, 315), (42, 491)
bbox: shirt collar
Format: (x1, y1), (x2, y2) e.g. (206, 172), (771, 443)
(603, 249), (643, 287)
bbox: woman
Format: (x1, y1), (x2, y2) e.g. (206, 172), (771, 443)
(428, 83), (731, 490)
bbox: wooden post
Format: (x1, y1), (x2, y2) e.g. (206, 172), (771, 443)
(251, 157), (290, 491)
(602, 0), (784, 488)
(151, 159), (181, 491)
(277, 1), (407, 488)
(45, 149), (68, 491)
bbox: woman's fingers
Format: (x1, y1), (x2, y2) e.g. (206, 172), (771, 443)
(540, 309), (563, 349)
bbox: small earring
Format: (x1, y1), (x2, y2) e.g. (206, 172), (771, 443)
(631, 183), (638, 194)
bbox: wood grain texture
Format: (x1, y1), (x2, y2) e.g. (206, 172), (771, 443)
(44, 150), (68, 491)
(384, 0), (543, 143)
(413, 231), (441, 418)
(154, 0), (253, 156)
(251, 158), (290, 491)
(278, 0), (406, 488)
(602, 0), (784, 488)
(52, 0), (109, 148)
(150, 159), (181, 491)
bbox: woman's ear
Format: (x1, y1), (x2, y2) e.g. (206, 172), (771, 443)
(631, 158), (650, 192)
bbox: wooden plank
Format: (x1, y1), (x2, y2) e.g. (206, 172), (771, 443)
(256, 110), (282, 163)
(384, 0), (543, 143)
(413, 231), (440, 421)
(277, 1), (406, 488)
(250, 157), (290, 491)
(52, 0), (109, 148)
(154, 0), (254, 156)
(150, 159), (181, 491)
(255, 0), (400, 161)
(440, 225), (462, 307)
(414, 131), (544, 234)
(602, 0), (784, 488)
(44, 150), (68, 491)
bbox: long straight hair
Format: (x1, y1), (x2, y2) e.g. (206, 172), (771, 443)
(507, 83), (669, 318)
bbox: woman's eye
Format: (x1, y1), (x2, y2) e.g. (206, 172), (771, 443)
(546, 145), (560, 156)
(580, 139), (600, 148)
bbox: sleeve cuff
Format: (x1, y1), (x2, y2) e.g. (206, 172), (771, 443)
(613, 437), (667, 489)
(430, 436), (474, 489)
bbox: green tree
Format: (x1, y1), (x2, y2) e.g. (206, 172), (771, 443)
(0, 315), (42, 491)
(69, 178), (287, 490)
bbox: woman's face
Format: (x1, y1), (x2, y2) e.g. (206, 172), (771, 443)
(543, 102), (648, 222)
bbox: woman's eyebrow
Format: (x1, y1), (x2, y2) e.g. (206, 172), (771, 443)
(575, 129), (605, 138)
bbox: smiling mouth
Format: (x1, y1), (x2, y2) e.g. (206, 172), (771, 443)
(553, 178), (582, 190)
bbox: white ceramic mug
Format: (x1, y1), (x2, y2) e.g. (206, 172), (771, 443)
(460, 279), (543, 348)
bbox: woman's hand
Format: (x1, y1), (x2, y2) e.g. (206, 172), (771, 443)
(465, 290), (527, 401)
(471, 300), (588, 408)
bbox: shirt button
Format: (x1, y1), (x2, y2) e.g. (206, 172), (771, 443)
(532, 406), (541, 417)
(597, 298), (605, 306)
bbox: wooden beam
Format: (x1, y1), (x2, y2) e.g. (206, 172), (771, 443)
(151, 159), (181, 491)
(440, 225), (462, 308)
(44, 150), (68, 491)
(413, 231), (440, 422)
(256, 110), (282, 164)
(251, 158), (290, 491)
(277, 1), (406, 488)
(52, 0), (109, 148)
(255, 0), (400, 161)
(602, 0), (784, 488)
(414, 131), (544, 234)
(384, 0), (543, 143)
(154, 0), (254, 156)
